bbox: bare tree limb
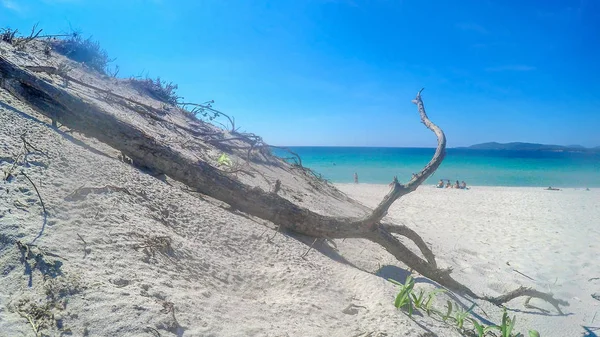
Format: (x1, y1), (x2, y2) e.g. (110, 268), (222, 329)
(380, 222), (437, 268)
(355, 88), (446, 230)
(483, 286), (569, 315)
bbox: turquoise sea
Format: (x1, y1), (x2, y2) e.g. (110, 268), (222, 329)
(276, 147), (600, 187)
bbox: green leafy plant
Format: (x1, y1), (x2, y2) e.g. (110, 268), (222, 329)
(411, 289), (426, 308)
(442, 300), (454, 322)
(389, 275), (416, 317)
(455, 303), (475, 329)
(491, 309), (517, 337)
(422, 288), (446, 316)
(387, 281), (541, 337)
(469, 318), (497, 337)
(217, 153), (232, 167)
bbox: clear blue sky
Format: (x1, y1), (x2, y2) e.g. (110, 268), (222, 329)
(2, 0), (599, 147)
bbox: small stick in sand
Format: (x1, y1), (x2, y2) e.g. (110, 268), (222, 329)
(268, 225), (281, 242)
(512, 268), (536, 282)
(301, 238), (319, 259)
(20, 133), (48, 156)
(21, 171), (48, 244)
(77, 233), (90, 258)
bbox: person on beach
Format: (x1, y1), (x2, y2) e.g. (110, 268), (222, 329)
(454, 180), (460, 189)
(354, 172), (358, 184)
(436, 179), (444, 188)
(445, 180), (452, 188)
(461, 181), (467, 189)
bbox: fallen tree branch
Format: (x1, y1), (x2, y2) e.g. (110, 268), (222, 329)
(380, 222), (437, 268)
(0, 55), (568, 314)
(483, 286), (569, 315)
(356, 88), (446, 231)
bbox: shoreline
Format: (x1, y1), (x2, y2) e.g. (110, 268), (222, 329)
(334, 182), (596, 189)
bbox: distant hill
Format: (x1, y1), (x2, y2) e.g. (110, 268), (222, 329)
(459, 142), (600, 152)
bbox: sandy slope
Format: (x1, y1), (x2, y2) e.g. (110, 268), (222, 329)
(337, 183), (600, 337)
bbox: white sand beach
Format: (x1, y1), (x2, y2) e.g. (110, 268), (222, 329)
(336, 183), (600, 337)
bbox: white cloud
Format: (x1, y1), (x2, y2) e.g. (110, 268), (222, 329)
(485, 65), (536, 72)
(1, 0), (22, 12)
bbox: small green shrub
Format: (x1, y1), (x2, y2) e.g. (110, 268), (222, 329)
(128, 76), (179, 105)
(411, 289), (426, 308)
(493, 309), (517, 337)
(469, 318), (497, 337)
(389, 275), (416, 317)
(422, 288), (446, 316)
(51, 34), (112, 74)
(217, 153), (232, 167)
(387, 280), (541, 336)
(442, 300), (454, 322)
(455, 303), (475, 329)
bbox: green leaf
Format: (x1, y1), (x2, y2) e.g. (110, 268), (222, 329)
(469, 318), (484, 337)
(528, 330), (540, 337)
(443, 301), (453, 322)
(217, 153), (232, 167)
(507, 315), (517, 336)
(388, 278), (403, 286)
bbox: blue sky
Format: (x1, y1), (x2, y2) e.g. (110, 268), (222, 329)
(2, 0), (599, 147)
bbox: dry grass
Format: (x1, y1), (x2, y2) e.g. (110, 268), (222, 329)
(50, 35), (113, 74)
(127, 77), (179, 106)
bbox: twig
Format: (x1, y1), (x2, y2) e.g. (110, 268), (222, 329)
(179, 102), (235, 131)
(268, 145), (303, 167)
(17, 310), (40, 337)
(20, 133), (48, 156)
(268, 225), (281, 242)
(301, 238), (318, 259)
(512, 268), (536, 281)
(21, 171), (48, 244)
(20, 172), (47, 214)
(14, 23), (43, 46)
(258, 228), (269, 239)
(146, 326), (162, 337)
(77, 233), (89, 258)
(3, 151), (24, 181)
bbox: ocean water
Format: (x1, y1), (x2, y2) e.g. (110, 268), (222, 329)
(275, 147), (600, 187)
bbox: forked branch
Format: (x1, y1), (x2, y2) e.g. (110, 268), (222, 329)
(356, 88), (446, 230)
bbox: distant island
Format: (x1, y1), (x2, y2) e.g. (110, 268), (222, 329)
(458, 142), (600, 153)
